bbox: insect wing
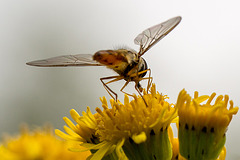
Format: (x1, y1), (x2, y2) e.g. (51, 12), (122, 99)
(26, 54), (102, 67)
(134, 16), (181, 56)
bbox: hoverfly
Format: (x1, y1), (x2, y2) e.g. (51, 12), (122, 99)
(27, 16), (182, 102)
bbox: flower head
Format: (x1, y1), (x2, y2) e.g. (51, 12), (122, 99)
(176, 89), (239, 160)
(56, 107), (99, 144)
(0, 125), (90, 160)
(56, 84), (178, 160)
(95, 84), (177, 142)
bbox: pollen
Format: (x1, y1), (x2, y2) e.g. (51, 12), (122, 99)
(95, 84), (177, 143)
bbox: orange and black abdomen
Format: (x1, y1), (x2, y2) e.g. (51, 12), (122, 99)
(93, 50), (127, 65)
(93, 50), (132, 75)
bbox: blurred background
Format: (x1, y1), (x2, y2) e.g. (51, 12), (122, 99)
(1, 0), (240, 159)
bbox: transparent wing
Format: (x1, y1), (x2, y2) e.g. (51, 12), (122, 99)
(134, 16), (182, 57)
(26, 54), (102, 67)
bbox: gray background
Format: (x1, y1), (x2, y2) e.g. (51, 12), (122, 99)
(1, 0), (240, 159)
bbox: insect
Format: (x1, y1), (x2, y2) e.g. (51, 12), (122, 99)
(27, 16), (181, 102)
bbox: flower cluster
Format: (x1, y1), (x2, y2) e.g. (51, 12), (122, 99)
(56, 84), (178, 159)
(56, 84), (239, 160)
(0, 125), (90, 160)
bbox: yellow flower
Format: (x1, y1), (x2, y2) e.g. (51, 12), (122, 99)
(168, 123), (179, 160)
(56, 85), (239, 160)
(55, 107), (99, 144)
(0, 125), (90, 160)
(56, 84), (178, 160)
(176, 89), (239, 160)
(178, 147), (226, 160)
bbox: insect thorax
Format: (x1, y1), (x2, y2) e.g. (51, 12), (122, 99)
(124, 57), (148, 81)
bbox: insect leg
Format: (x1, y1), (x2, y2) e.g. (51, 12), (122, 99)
(139, 77), (153, 93)
(100, 76), (124, 101)
(120, 80), (133, 97)
(139, 68), (153, 93)
(135, 83), (148, 107)
(130, 68), (153, 93)
(120, 80), (148, 107)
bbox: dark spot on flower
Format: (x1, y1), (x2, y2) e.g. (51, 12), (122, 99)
(90, 135), (99, 144)
(176, 154), (178, 159)
(185, 123), (189, 130)
(179, 122), (181, 127)
(153, 155), (157, 159)
(191, 126), (195, 131)
(202, 126), (207, 133)
(160, 127), (164, 132)
(210, 127), (214, 133)
(90, 138), (95, 144)
(150, 129), (155, 135)
(129, 137), (134, 144)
